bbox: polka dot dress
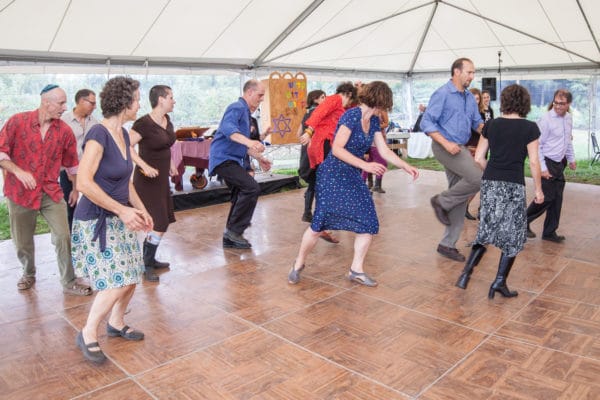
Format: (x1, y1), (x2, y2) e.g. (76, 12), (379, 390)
(311, 107), (380, 234)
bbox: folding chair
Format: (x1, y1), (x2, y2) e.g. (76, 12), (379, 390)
(591, 132), (600, 165)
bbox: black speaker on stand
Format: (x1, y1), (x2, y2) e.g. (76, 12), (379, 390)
(482, 77), (497, 101)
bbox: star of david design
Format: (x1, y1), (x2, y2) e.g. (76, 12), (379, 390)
(271, 114), (292, 138)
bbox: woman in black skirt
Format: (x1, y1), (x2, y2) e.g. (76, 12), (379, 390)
(456, 84), (544, 298)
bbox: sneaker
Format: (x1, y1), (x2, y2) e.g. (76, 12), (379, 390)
(436, 244), (466, 262)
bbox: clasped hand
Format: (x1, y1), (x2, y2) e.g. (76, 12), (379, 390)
(118, 207), (153, 232)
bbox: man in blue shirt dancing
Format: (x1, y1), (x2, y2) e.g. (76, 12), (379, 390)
(209, 79), (271, 249)
(421, 58), (484, 262)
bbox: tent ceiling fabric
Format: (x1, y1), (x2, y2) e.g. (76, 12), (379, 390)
(0, 0), (598, 76)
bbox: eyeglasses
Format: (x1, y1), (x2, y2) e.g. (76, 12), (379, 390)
(553, 101), (568, 106)
(83, 98), (96, 106)
(40, 84), (59, 95)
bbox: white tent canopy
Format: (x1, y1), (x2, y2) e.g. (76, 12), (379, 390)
(0, 0), (598, 76)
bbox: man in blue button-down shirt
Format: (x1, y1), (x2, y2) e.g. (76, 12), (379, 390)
(209, 79), (271, 249)
(421, 58), (484, 262)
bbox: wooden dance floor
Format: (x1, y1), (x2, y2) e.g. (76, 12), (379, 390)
(1, 169), (600, 399)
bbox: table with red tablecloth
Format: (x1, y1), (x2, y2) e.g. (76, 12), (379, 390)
(170, 139), (211, 191)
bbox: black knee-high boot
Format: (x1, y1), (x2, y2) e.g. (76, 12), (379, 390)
(488, 253), (518, 299)
(142, 240), (160, 282)
(456, 244), (486, 289)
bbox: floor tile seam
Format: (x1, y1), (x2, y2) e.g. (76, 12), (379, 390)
(130, 323), (259, 378)
(254, 282), (353, 326)
(487, 332), (600, 363)
(255, 324), (413, 399)
(413, 333), (494, 398)
(67, 377), (159, 400)
(538, 292), (600, 308)
(491, 258), (573, 335)
(354, 289), (492, 336)
(566, 255), (600, 267)
(60, 313), (167, 381)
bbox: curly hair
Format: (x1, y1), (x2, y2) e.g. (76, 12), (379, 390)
(99, 76), (140, 118)
(358, 81), (393, 111)
(500, 84), (531, 118)
(306, 90), (325, 108)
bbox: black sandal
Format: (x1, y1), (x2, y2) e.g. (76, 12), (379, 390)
(76, 331), (106, 363)
(107, 323), (144, 341)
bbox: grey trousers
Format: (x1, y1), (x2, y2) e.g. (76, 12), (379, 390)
(7, 194), (76, 287)
(431, 141), (482, 248)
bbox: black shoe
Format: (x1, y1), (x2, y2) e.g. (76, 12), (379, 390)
(223, 237), (252, 249)
(465, 210), (476, 220)
(526, 227), (536, 238)
(542, 233), (565, 243)
(106, 323), (144, 341)
(153, 260), (170, 269)
(224, 229), (251, 245)
(437, 244), (466, 262)
(223, 230), (252, 249)
(430, 195), (450, 225)
(76, 331), (106, 363)
(144, 267), (159, 282)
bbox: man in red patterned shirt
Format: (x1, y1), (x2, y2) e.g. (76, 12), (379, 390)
(0, 84), (92, 295)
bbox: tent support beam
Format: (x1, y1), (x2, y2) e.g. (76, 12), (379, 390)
(443, 1), (600, 67)
(48, 0), (72, 51)
(263, 1), (435, 64)
(252, 0), (324, 68)
(576, 0), (600, 57)
(0, 52), (597, 78)
(130, 0), (172, 55)
(408, 1), (438, 76)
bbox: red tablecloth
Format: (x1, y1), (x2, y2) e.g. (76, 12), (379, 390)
(170, 140), (211, 191)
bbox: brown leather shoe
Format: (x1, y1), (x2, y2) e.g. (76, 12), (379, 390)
(437, 244), (466, 262)
(430, 195), (450, 225)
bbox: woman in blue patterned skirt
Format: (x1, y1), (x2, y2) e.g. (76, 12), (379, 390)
(288, 81), (419, 287)
(456, 84), (544, 298)
(72, 76), (153, 363)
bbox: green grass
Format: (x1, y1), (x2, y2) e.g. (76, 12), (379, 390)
(0, 200), (50, 241)
(1, 159), (597, 240)
(406, 157), (600, 185)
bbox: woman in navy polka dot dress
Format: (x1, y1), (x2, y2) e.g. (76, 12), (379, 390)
(288, 81), (419, 287)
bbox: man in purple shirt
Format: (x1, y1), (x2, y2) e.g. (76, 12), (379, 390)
(421, 58), (483, 262)
(526, 89), (576, 242)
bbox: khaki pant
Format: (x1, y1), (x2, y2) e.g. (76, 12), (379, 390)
(432, 141), (483, 248)
(7, 194), (75, 287)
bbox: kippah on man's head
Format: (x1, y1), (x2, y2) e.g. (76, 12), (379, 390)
(40, 84), (59, 95)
